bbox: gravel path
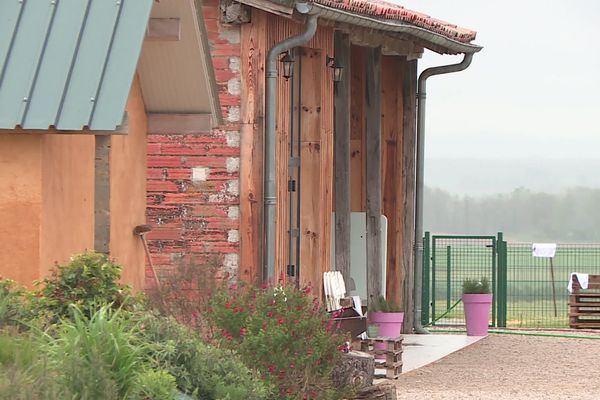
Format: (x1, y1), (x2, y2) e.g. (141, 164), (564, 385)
(394, 334), (600, 399)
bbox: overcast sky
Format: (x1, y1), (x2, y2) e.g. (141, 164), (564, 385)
(395, 0), (600, 159)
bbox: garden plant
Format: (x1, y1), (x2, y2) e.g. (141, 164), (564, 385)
(0, 252), (347, 399)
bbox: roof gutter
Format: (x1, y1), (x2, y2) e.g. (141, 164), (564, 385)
(264, 2), (319, 282)
(413, 52), (476, 334)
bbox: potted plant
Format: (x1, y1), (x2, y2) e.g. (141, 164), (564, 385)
(368, 295), (404, 338)
(462, 277), (493, 336)
(368, 296), (404, 358)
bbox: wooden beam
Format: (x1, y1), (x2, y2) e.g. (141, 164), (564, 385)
(400, 58), (417, 332)
(239, 9), (266, 283)
(350, 45), (365, 212)
(146, 18), (181, 41)
(95, 135), (111, 254)
(334, 31), (352, 285)
(299, 48), (324, 291)
(365, 47), (382, 306)
(146, 113), (213, 135)
(382, 56), (403, 307)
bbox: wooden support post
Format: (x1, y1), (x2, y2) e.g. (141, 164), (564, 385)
(334, 31), (352, 285)
(400, 58), (417, 331)
(365, 47), (382, 305)
(94, 135), (111, 254)
(239, 9), (266, 283)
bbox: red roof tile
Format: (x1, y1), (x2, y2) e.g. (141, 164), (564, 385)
(315, 0), (477, 43)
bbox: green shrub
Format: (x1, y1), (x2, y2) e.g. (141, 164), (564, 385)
(369, 295), (402, 312)
(462, 277), (491, 294)
(33, 252), (135, 321)
(42, 305), (144, 399)
(137, 313), (271, 400)
(132, 369), (178, 400)
(210, 284), (347, 400)
(0, 280), (29, 329)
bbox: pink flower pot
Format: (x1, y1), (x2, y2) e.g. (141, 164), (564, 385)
(462, 293), (492, 336)
(369, 311), (404, 358)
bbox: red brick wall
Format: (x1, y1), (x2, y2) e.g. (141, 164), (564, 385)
(145, 0), (242, 288)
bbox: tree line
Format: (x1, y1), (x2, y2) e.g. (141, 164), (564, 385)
(424, 186), (600, 242)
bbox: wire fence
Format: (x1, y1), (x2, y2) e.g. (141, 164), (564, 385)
(506, 243), (600, 328)
(424, 233), (600, 328)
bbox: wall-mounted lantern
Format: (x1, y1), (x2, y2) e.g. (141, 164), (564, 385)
(326, 56), (344, 83)
(280, 51), (294, 80)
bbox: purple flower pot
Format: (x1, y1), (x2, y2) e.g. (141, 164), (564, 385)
(462, 293), (492, 336)
(369, 311), (404, 358)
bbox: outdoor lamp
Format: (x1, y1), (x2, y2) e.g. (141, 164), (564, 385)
(326, 56), (343, 83)
(280, 51), (294, 80)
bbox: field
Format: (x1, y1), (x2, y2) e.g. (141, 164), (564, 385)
(425, 237), (600, 328)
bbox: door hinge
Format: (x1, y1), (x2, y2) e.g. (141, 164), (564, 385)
(288, 179), (296, 192)
(287, 264), (296, 277)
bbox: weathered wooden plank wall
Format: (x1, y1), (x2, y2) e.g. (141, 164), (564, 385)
(239, 11), (333, 291)
(381, 56), (404, 306)
(239, 13), (414, 309)
(239, 9), (266, 283)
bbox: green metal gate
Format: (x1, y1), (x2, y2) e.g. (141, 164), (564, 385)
(422, 232), (508, 327)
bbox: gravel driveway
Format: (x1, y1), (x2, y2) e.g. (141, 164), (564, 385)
(394, 334), (600, 399)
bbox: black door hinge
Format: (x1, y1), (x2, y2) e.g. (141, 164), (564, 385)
(288, 179), (296, 192)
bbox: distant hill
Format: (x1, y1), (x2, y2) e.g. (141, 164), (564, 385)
(426, 158), (600, 196)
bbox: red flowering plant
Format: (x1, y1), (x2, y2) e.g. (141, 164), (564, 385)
(209, 283), (349, 400)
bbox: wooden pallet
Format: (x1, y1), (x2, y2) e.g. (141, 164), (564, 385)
(359, 337), (403, 379)
(569, 275), (600, 329)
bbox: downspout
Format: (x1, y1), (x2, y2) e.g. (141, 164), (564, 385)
(264, 3), (319, 281)
(413, 53), (475, 334)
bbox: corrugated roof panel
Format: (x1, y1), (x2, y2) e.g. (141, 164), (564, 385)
(0, 0), (153, 131)
(56, 0), (124, 130)
(22, 1), (89, 129)
(91, 0), (155, 130)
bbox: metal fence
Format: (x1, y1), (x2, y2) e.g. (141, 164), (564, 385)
(506, 243), (600, 328)
(423, 233), (600, 328)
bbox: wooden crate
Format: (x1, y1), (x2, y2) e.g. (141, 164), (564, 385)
(359, 337), (403, 379)
(569, 275), (600, 329)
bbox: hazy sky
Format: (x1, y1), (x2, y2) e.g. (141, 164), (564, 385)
(395, 0), (600, 159)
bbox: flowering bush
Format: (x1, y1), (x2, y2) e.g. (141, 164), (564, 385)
(210, 284), (348, 400)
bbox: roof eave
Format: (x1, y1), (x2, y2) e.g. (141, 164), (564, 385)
(236, 0), (482, 54)
(313, 4), (482, 55)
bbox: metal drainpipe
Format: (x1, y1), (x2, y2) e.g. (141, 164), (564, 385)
(264, 3), (319, 282)
(413, 53), (475, 334)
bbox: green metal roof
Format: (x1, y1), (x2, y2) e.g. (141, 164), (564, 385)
(0, 0), (153, 131)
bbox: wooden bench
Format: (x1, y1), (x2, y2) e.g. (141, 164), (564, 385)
(569, 274), (600, 329)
